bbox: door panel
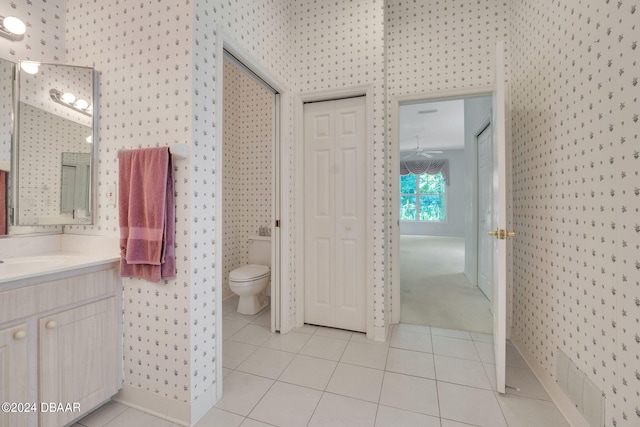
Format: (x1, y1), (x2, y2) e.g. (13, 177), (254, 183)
(314, 150), (331, 217)
(39, 297), (118, 427)
(492, 40), (508, 394)
(477, 125), (493, 301)
(315, 238), (332, 306)
(304, 97), (366, 332)
(0, 324), (29, 427)
(339, 148), (358, 216)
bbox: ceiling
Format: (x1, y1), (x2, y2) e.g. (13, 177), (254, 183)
(399, 99), (465, 152)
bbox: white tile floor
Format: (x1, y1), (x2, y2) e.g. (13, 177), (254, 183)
(74, 297), (571, 427)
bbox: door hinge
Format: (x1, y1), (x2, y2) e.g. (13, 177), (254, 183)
(275, 220), (280, 228)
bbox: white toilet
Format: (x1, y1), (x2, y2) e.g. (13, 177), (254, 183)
(229, 236), (271, 315)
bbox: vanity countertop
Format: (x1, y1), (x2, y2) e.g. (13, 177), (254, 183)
(0, 251), (120, 290)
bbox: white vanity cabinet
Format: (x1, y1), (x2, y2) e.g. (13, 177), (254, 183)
(0, 323), (30, 427)
(39, 297), (119, 427)
(0, 261), (122, 427)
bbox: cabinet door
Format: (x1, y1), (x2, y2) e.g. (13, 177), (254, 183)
(39, 298), (119, 427)
(0, 324), (30, 427)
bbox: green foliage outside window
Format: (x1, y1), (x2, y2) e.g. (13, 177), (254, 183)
(400, 173), (446, 221)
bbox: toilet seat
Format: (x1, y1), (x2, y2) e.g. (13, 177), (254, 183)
(229, 264), (269, 283)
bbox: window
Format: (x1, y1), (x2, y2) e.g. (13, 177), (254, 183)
(400, 173), (446, 221)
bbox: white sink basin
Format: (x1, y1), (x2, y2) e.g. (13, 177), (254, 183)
(0, 255), (97, 283)
(0, 256), (70, 276)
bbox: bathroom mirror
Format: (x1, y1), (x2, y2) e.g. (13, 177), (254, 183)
(0, 58), (14, 234)
(13, 62), (98, 226)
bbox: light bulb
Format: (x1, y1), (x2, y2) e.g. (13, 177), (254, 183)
(86, 135), (92, 144)
(20, 61), (40, 75)
(61, 92), (76, 104)
(74, 99), (89, 110)
(3, 16), (26, 36)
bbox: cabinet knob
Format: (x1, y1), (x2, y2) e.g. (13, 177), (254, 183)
(45, 320), (58, 329)
(13, 330), (26, 340)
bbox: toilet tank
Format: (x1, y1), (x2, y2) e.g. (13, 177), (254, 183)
(247, 236), (271, 266)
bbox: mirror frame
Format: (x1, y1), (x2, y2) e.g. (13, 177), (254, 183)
(12, 61), (99, 227)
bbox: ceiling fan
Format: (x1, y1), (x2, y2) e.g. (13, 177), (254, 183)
(400, 136), (443, 159)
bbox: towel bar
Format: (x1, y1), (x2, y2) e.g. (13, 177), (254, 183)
(169, 143), (189, 160)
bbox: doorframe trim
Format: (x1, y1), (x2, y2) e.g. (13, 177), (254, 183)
(389, 86), (494, 325)
(214, 26), (289, 404)
(294, 84), (376, 340)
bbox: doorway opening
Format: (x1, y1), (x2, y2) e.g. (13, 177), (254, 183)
(214, 37), (286, 404)
(395, 94), (493, 334)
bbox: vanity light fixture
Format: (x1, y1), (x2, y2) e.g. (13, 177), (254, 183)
(0, 15), (26, 41)
(61, 92), (76, 104)
(20, 61), (40, 75)
(74, 98), (89, 110)
(50, 88), (92, 117)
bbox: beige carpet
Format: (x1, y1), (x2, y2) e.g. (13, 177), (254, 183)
(400, 235), (493, 334)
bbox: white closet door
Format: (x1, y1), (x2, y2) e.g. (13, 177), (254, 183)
(304, 97), (366, 332)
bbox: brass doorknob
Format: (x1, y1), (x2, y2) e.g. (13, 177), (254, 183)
(488, 229), (516, 240)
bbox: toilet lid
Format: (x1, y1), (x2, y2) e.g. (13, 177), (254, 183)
(229, 264), (270, 282)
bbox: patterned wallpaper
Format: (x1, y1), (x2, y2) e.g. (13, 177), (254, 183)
(290, 0), (387, 334)
(62, 0), (291, 421)
(509, 0), (639, 425)
(63, 0), (196, 409)
(0, 0), (65, 63)
(222, 56), (274, 299)
(0, 59), (12, 167)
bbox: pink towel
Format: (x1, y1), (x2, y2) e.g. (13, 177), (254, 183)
(118, 147), (176, 282)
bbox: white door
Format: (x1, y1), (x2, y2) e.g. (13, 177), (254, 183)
(491, 40), (511, 394)
(304, 97), (367, 332)
(61, 165), (76, 213)
(477, 124), (493, 301)
(0, 324), (30, 427)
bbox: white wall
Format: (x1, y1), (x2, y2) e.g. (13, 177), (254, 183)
(510, 1), (640, 425)
(400, 150), (466, 237)
(61, 0), (293, 424)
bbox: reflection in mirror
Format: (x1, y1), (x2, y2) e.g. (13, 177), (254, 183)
(61, 152), (90, 215)
(0, 58), (13, 235)
(14, 62), (96, 226)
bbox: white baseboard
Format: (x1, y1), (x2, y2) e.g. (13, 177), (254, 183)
(114, 385), (191, 426)
(510, 337), (590, 427)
